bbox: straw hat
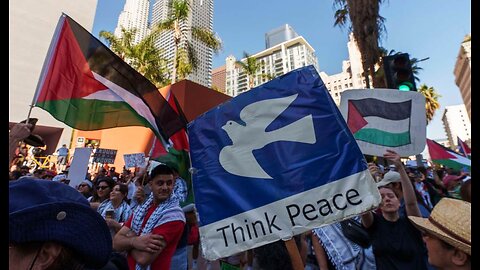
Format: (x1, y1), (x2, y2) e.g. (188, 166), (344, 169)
(408, 198), (471, 255)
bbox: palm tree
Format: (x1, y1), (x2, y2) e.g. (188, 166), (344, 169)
(99, 27), (136, 61)
(236, 52), (277, 90)
(236, 52), (262, 89)
(418, 84), (441, 124)
(153, 0), (222, 83)
(131, 33), (171, 87)
(100, 27), (170, 87)
(332, 0), (386, 88)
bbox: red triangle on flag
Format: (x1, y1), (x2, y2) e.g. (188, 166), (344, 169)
(426, 139), (456, 159)
(36, 19), (107, 103)
(151, 86), (189, 158)
(347, 101), (368, 134)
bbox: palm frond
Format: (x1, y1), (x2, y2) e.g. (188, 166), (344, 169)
(191, 27), (222, 52)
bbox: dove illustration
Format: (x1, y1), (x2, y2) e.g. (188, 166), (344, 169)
(219, 93), (316, 179)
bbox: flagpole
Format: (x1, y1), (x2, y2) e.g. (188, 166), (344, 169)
(28, 14), (67, 123)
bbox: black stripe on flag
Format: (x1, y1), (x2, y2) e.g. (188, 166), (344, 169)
(350, 98), (411, 120)
(65, 15), (186, 140)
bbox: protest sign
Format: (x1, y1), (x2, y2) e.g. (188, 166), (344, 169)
(339, 89), (426, 157)
(188, 66), (381, 260)
(67, 147), (92, 188)
(92, 148), (117, 164)
(123, 153), (146, 168)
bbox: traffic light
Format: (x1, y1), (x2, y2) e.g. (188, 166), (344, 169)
(382, 53), (417, 91)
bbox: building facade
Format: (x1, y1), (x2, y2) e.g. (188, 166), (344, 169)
(441, 104), (471, 149)
(265, 24), (299, 49)
(211, 66), (226, 94)
(151, 0), (214, 87)
(319, 33), (368, 105)
(10, 0), (98, 153)
(453, 34), (471, 121)
(114, 0), (150, 45)
(225, 36), (319, 97)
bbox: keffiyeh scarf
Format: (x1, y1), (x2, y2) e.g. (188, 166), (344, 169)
(131, 192), (185, 270)
(312, 218), (376, 270)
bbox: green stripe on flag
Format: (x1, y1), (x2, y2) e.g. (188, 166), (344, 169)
(354, 128), (411, 147)
(36, 98), (154, 131)
(432, 159), (471, 171)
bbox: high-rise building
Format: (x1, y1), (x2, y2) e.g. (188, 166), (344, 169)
(151, 0), (214, 87)
(441, 104), (471, 149)
(453, 34), (471, 121)
(225, 31), (319, 97)
(320, 33), (368, 105)
(265, 24), (299, 49)
(114, 0), (150, 45)
(10, 1), (98, 153)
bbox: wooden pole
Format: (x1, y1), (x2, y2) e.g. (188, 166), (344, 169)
(284, 238), (304, 270)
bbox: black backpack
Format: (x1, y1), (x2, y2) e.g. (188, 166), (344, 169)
(339, 218), (371, 248)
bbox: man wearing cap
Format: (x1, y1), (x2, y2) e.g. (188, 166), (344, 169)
(409, 198), (471, 269)
(9, 178), (112, 269)
(113, 164), (185, 270)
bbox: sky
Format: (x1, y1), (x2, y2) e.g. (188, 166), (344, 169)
(92, 0), (471, 143)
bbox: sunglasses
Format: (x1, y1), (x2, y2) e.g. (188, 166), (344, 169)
(97, 185), (109, 190)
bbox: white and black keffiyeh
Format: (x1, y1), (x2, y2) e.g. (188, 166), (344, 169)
(130, 192), (185, 270)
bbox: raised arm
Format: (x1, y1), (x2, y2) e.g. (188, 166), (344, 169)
(384, 150), (421, 217)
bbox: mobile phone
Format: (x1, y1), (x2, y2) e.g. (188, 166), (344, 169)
(105, 209), (115, 219)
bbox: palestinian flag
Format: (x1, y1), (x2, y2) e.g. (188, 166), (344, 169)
(457, 136), (471, 158)
(347, 98), (412, 147)
(151, 86), (192, 205)
(33, 14), (186, 144)
(426, 139), (471, 171)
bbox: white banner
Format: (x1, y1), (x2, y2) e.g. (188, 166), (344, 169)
(199, 170), (380, 260)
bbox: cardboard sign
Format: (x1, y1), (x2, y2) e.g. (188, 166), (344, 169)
(67, 147), (93, 188)
(123, 153), (146, 168)
(92, 148), (117, 164)
(339, 89), (426, 157)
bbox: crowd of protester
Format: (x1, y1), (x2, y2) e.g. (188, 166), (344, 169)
(9, 122), (471, 270)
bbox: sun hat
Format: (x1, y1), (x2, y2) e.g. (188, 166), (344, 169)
(9, 178), (112, 267)
(408, 198), (471, 255)
(376, 170), (401, 188)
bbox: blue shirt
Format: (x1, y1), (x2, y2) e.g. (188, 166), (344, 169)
(57, 147), (69, 156)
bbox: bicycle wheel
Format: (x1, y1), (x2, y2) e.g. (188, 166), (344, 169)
(28, 161), (38, 171)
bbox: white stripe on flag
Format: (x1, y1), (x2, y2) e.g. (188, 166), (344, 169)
(363, 116), (409, 134)
(450, 151), (471, 166)
(92, 72), (160, 135)
(82, 89), (123, 102)
(198, 170), (381, 260)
